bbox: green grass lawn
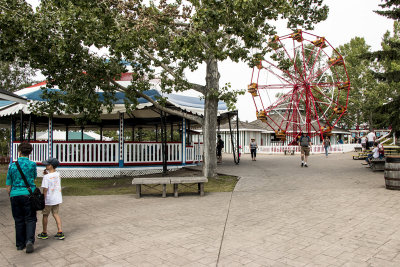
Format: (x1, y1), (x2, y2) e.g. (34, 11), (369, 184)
(0, 168), (239, 196)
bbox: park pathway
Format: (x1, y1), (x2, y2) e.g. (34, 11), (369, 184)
(216, 153), (400, 266)
(1, 153), (400, 266)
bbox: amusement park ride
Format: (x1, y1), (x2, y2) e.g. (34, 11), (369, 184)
(249, 30), (351, 145)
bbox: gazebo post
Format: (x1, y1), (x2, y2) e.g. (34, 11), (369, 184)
(81, 126), (84, 141)
(182, 118), (186, 165)
(10, 117), (15, 163)
(33, 116), (37, 141)
(48, 117), (53, 158)
(187, 120), (191, 145)
(160, 112), (167, 175)
(66, 125), (69, 141)
(118, 112), (124, 167)
(19, 111), (23, 141)
(170, 122), (173, 141)
(100, 126), (103, 141)
(155, 125), (158, 142)
(27, 114), (32, 142)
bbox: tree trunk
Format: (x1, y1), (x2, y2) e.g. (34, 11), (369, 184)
(202, 58), (220, 178)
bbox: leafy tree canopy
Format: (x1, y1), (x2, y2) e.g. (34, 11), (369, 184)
(8, 0), (328, 123)
(0, 59), (36, 92)
(2, 0), (328, 177)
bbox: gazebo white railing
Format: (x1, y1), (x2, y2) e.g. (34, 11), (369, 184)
(12, 141), (202, 166)
(243, 144), (360, 154)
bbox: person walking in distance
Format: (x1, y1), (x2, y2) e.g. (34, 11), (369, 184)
(5, 142), (38, 253)
(37, 158), (65, 240)
(323, 136), (331, 158)
(250, 138), (258, 161)
(361, 135), (367, 151)
(216, 135), (224, 163)
(299, 132), (312, 167)
(366, 130), (376, 151)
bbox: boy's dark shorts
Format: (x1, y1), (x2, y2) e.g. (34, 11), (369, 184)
(301, 146), (310, 156)
(42, 204), (60, 216)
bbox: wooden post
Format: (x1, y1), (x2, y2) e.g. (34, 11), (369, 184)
(100, 126), (103, 141)
(135, 184), (141, 199)
(66, 125), (69, 141)
(81, 126), (84, 141)
(199, 183), (205, 196)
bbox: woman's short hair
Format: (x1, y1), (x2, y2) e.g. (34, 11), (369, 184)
(18, 142), (33, 156)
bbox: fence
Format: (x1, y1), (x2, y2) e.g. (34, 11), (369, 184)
(54, 142), (118, 165)
(124, 142), (182, 164)
(243, 144), (360, 155)
(12, 141), (202, 166)
(12, 141), (48, 163)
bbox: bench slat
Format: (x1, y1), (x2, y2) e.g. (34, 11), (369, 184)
(132, 178), (171, 185)
(170, 177), (208, 184)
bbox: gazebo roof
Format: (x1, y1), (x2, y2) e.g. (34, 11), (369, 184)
(0, 74), (230, 120)
(0, 89), (27, 104)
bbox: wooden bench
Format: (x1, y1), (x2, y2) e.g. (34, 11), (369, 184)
(353, 151), (370, 160)
(170, 177), (208, 197)
(132, 178), (170, 199)
(370, 158), (385, 171)
(132, 177), (208, 198)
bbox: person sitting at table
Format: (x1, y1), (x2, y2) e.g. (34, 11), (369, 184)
(365, 142), (379, 165)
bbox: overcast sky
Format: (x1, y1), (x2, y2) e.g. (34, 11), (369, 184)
(26, 0), (394, 122)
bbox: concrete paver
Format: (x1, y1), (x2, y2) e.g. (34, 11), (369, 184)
(1, 152), (399, 266)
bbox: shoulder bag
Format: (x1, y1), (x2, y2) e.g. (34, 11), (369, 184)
(15, 161), (45, 211)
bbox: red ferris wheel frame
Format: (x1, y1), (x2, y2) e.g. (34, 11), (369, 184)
(249, 30), (351, 144)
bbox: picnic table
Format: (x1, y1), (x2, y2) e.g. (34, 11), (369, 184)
(353, 150), (371, 160)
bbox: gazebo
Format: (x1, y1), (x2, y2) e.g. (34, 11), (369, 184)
(0, 74), (237, 177)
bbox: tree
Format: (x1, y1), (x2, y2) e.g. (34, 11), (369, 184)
(16, 0), (328, 177)
(370, 21), (400, 133)
(362, 1), (400, 133)
(336, 37), (380, 129)
(0, 59), (36, 92)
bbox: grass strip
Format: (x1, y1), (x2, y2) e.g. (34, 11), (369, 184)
(0, 174), (239, 196)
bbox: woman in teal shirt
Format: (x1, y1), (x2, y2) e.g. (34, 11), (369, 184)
(6, 142), (37, 253)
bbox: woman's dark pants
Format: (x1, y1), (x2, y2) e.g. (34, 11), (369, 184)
(10, 195), (37, 248)
(251, 149), (257, 158)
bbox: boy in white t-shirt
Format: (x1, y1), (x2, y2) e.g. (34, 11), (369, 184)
(37, 158), (64, 240)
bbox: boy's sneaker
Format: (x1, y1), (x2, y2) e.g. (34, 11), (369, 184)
(54, 232), (65, 240)
(301, 162), (304, 167)
(304, 164), (308, 167)
(26, 241), (34, 253)
(37, 232), (48, 240)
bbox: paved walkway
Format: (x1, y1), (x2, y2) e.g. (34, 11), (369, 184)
(1, 153), (400, 266)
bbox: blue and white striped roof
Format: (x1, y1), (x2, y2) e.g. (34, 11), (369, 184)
(0, 74), (228, 117)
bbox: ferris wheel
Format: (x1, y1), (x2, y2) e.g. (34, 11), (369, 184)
(249, 30), (351, 144)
